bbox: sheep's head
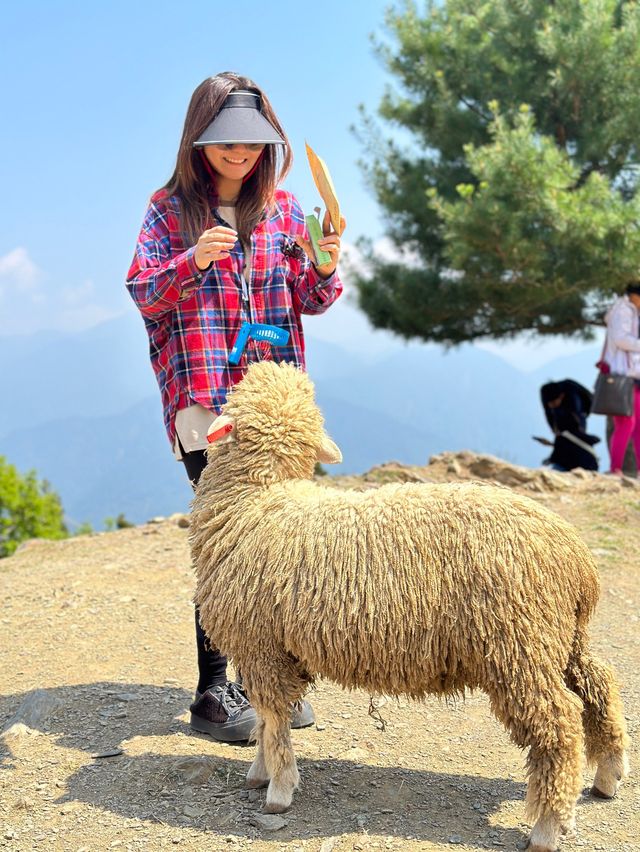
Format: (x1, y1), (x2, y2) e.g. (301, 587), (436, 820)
(206, 361), (342, 483)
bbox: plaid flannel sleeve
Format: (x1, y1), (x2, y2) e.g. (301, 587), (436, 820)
(126, 201), (203, 318)
(286, 197), (343, 315)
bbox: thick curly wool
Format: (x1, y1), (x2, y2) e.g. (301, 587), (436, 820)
(190, 361), (628, 851)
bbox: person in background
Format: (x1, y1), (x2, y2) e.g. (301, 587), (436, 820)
(603, 283), (640, 475)
(536, 379), (600, 471)
(126, 72), (345, 741)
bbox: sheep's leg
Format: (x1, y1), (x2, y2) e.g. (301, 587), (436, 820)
(565, 642), (629, 799)
(259, 707), (299, 813)
(489, 673), (584, 852)
(246, 716), (270, 789)
(241, 657), (307, 812)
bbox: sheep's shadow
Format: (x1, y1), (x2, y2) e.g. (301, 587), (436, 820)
(0, 683), (602, 848)
(59, 751), (533, 847)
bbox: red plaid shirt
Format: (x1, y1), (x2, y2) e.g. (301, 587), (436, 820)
(126, 187), (342, 446)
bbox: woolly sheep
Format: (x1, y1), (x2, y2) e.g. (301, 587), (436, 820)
(190, 361), (629, 852)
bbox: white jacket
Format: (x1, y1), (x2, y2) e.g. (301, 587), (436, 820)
(604, 296), (640, 379)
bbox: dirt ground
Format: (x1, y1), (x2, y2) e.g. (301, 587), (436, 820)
(1, 453), (638, 852)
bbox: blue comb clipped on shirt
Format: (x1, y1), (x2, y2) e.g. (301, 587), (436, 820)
(229, 322), (290, 365)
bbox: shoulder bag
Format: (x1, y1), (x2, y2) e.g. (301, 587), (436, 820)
(591, 335), (634, 417)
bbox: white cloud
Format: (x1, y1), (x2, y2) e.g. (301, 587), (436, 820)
(0, 247), (121, 335)
(0, 247), (42, 292)
(62, 278), (97, 307)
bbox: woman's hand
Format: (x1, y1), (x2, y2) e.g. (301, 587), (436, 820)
(295, 210), (346, 279)
(194, 225), (238, 270)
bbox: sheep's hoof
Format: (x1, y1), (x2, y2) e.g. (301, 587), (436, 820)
(264, 780), (294, 814)
(263, 800), (291, 814)
(591, 784), (615, 800)
(246, 777), (269, 789)
(528, 814), (560, 851)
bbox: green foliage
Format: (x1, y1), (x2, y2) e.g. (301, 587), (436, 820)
(0, 456), (67, 558)
(104, 513), (134, 532)
(357, 0), (640, 342)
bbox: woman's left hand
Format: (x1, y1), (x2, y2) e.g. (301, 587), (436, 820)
(295, 210), (346, 279)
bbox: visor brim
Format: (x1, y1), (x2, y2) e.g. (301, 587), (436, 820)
(194, 107), (285, 147)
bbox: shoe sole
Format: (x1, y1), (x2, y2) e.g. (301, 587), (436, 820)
(190, 713), (256, 743)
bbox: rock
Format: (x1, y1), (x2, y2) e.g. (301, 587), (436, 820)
(319, 841), (338, 852)
(91, 748), (124, 759)
(183, 804), (204, 818)
(3, 689), (62, 732)
(251, 813), (288, 831)
(173, 757), (215, 784)
(3, 722), (35, 739)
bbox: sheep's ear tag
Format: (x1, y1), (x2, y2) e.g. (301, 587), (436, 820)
(207, 416), (236, 444)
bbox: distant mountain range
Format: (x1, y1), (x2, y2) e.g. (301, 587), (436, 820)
(2, 306), (605, 529)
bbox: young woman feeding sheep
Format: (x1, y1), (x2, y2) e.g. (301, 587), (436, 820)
(126, 73), (344, 741)
(190, 361), (629, 852)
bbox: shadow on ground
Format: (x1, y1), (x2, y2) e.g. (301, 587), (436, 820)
(2, 683), (596, 848)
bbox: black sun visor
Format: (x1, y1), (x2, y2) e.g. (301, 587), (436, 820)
(193, 91), (285, 147)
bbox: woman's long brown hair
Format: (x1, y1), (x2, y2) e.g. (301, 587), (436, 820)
(164, 72), (292, 246)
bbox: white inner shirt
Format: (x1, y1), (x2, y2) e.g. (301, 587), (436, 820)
(173, 205), (251, 460)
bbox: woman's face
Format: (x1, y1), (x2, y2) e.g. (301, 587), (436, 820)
(203, 143), (264, 182)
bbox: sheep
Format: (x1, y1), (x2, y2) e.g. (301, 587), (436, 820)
(190, 360), (629, 852)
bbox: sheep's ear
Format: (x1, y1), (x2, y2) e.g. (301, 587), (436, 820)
(207, 414), (236, 445)
(317, 432), (342, 464)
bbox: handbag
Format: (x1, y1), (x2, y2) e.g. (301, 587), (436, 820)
(590, 331), (635, 417)
(591, 371), (634, 417)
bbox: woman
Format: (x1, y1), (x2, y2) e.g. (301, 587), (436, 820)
(603, 282), (640, 474)
(126, 72), (345, 741)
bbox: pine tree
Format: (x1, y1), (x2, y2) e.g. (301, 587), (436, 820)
(356, 0), (640, 342)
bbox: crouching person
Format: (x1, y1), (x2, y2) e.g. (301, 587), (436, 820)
(126, 72), (344, 741)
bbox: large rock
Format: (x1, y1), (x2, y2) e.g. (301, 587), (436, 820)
(3, 690), (62, 734)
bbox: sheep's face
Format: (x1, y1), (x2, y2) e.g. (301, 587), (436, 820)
(208, 362), (341, 483)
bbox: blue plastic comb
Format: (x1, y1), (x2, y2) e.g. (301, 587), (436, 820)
(229, 322), (290, 365)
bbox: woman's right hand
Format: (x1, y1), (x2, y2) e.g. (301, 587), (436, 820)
(194, 226), (238, 270)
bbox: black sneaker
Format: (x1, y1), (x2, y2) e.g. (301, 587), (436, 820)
(191, 685), (316, 739)
(232, 671), (316, 729)
(190, 682), (257, 742)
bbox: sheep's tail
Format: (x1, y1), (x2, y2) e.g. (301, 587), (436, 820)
(565, 567), (629, 769)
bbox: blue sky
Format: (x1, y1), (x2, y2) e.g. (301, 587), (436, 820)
(1, 0), (596, 368)
(1, 0), (392, 332)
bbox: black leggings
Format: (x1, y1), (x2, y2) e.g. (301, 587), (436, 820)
(181, 446), (228, 692)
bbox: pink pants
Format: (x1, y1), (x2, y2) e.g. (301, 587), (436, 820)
(609, 385), (640, 473)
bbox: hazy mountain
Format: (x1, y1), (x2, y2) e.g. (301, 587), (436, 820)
(2, 397), (193, 529)
(0, 312), (156, 435)
(1, 312), (608, 527)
